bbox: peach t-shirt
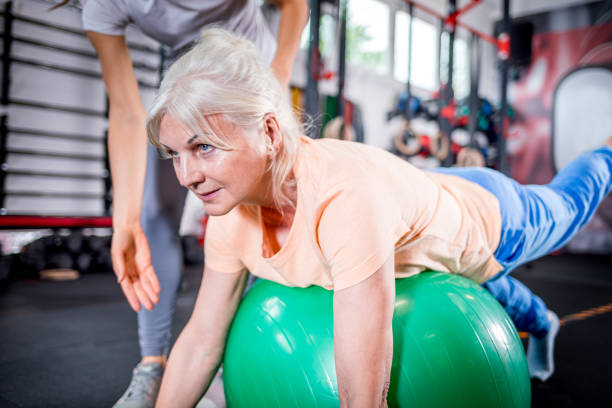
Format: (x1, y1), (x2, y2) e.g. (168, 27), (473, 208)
(205, 136), (503, 290)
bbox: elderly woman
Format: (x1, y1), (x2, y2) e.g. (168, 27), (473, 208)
(136, 28), (612, 407)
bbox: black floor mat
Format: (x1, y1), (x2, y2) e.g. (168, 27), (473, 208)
(0, 266), (201, 408)
(0, 253), (610, 407)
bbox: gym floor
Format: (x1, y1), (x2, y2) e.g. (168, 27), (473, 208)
(1, 252), (611, 407)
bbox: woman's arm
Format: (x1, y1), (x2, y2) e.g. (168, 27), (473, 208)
(86, 31), (159, 311)
(156, 266), (249, 407)
(268, 0), (309, 87)
(333, 255), (396, 408)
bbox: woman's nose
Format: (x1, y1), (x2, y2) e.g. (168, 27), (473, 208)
(178, 156), (204, 188)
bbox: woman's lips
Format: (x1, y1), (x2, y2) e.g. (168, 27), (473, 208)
(198, 188), (221, 201)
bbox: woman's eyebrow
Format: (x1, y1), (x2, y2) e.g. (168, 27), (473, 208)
(186, 135), (199, 145)
(159, 135), (204, 152)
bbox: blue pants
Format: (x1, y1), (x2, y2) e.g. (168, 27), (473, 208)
(136, 47), (193, 358)
(432, 147), (612, 337)
(139, 144), (186, 357)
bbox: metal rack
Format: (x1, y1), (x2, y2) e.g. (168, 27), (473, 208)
(0, 1), (161, 229)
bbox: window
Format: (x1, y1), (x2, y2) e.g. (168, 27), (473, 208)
(319, 14), (336, 58)
(394, 11), (438, 91)
(299, 20), (309, 50)
(299, 13), (336, 58)
(347, 0), (390, 75)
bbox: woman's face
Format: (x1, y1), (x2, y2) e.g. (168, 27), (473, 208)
(158, 114), (270, 216)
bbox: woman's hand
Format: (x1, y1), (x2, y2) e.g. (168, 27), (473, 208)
(156, 266), (248, 407)
(111, 223), (160, 311)
(333, 255), (396, 408)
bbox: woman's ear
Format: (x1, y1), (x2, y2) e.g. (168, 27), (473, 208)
(263, 113), (282, 154)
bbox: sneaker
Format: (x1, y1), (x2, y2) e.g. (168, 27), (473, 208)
(527, 310), (560, 382)
(113, 362), (164, 408)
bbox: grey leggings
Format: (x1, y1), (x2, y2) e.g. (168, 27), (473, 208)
(138, 144), (186, 357)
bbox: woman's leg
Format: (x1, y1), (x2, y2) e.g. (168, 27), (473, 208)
(432, 146), (612, 379)
(520, 146), (612, 259)
(487, 147), (612, 381)
(434, 146), (612, 322)
(482, 275), (549, 337)
(428, 166), (553, 340)
(482, 275), (560, 380)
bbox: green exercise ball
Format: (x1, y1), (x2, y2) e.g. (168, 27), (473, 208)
(223, 271), (530, 408)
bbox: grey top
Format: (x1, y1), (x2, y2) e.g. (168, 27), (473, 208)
(82, 0), (276, 63)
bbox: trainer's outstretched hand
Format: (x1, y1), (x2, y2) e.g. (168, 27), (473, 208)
(111, 224), (160, 311)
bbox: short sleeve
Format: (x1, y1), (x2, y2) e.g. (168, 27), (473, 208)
(317, 185), (402, 291)
(204, 215), (245, 274)
(82, 0), (130, 36)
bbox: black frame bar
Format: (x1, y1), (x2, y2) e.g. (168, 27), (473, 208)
(6, 148), (105, 162)
(497, 0), (510, 173)
(6, 13), (158, 54)
(467, 32), (481, 149)
(1, 1), (15, 210)
(305, 0), (321, 138)
(8, 127), (104, 143)
(6, 55), (158, 89)
(7, 169), (107, 180)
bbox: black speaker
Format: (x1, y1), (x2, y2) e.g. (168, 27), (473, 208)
(510, 22), (533, 66)
(495, 21), (534, 66)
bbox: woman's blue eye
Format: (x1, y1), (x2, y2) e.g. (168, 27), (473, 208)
(199, 144), (213, 153)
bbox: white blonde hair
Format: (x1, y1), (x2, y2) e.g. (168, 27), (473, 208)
(146, 28), (303, 210)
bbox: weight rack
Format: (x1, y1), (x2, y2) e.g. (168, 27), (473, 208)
(0, 1), (162, 230)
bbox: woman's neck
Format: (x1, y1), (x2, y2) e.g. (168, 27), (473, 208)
(261, 205), (294, 227)
(257, 169), (297, 215)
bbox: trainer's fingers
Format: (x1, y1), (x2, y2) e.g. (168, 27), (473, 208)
(141, 268), (159, 305)
(133, 280), (154, 311)
(120, 280), (141, 312)
(135, 233), (160, 296)
(111, 249), (128, 284)
(142, 263), (160, 295)
(124, 258), (142, 284)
